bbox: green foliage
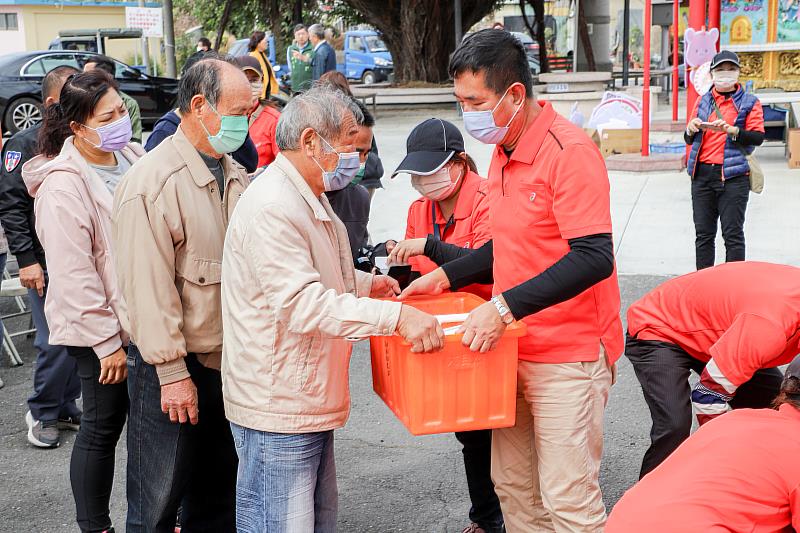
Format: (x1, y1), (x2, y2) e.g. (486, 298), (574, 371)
(173, 0), (366, 66)
(175, 0), (263, 40)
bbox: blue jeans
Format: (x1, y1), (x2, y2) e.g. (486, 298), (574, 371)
(230, 423), (338, 533)
(27, 272), (80, 422)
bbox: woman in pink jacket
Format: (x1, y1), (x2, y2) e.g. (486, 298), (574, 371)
(22, 69), (143, 533)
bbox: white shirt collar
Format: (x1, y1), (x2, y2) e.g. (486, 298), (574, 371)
(313, 40), (326, 51)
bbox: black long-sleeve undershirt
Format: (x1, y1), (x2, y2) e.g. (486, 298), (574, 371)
(423, 234), (479, 267)
(440, 234), (615, 320)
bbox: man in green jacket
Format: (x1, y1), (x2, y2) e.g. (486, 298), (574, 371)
(287, 24), (314, 94)
(83, 56), (143, 143)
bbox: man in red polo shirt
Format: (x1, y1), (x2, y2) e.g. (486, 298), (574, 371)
(401, 29), (623, 532)
(626, 261), (798, 478)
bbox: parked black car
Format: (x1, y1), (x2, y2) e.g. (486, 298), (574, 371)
(0, 51), (178, 135)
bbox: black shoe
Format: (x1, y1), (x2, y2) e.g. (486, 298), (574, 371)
(58, 411), (82, 431)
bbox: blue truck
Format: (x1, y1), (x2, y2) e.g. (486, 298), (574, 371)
(337, 30), (393, 85)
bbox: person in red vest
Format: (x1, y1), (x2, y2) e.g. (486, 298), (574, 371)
(685, 50), (765, 270)
(401, 29), (623, 532)
(606, 354), (800, 533)
(626, 261), (798, 477)
(386, 118), (501, 533)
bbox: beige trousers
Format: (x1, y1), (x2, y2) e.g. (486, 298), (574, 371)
(491, 351), (614, 533)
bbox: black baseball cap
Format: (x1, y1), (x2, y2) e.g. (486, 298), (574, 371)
(392, 118), (465, 177)
(710, 50), (740, 70)
(235, 55), (263, 78)
(785, 355), (800, 381)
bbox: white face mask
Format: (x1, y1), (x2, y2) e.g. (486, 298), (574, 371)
(411, 166), (461, 201)
(712, 70), (739, 92)
(461, 85), (524, 145)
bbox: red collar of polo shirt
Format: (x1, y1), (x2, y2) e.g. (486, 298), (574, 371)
(778, 403), (800, 424)
(432, 170), (483, 224)
(493, 101), (558, 166)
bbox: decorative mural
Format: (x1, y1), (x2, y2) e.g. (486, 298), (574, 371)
(720, 0), (768, 45)
(778, 0), (800, 41)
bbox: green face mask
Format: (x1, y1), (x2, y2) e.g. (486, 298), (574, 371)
(200, 101), (249, 154)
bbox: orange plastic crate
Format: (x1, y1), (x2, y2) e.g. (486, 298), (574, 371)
(370, 292), (526, 436)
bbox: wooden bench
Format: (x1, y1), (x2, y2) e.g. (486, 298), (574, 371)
(352, 92), (377, 116)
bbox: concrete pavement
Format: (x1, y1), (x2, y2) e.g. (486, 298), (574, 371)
(1, 104), (798, 531)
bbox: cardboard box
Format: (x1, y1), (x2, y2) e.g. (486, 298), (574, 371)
(788, 129), (800, 169)
(587, 128), (642, 158)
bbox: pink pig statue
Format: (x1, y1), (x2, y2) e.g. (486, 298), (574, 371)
(684, 27), (719, 89)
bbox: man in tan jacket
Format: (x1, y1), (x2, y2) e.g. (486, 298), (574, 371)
(112, 58), (252, 532)
(221, 86), (444, 531)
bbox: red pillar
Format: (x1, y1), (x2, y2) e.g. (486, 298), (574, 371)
(642, 0), (652, 156)
(709, 0), (721, 50)
(686, 0), (706, 126)
(672, 0), (679, 122)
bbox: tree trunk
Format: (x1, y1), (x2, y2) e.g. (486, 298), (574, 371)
(344, 0), (503, 84)
(520, 0), (549, 73)
(264, 0), (286, 61)
(214, 0), (235, 51)
(292, 0), (303, 26)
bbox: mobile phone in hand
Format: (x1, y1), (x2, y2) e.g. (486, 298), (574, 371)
(699, 121), (724, 131)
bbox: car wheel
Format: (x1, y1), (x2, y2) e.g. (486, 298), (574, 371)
(361, 70), (375, 85)
(6, 97), (43, 135)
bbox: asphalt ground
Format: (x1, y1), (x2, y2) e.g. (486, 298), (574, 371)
(0, 273), (666, 533)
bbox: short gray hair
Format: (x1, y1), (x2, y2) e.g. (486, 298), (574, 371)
(276, 86), (364, 151)
(308, 24), (325, 40)
(177, 59), (226, 113)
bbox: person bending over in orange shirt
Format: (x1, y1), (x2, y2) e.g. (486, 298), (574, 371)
(607, 354), (800, 533)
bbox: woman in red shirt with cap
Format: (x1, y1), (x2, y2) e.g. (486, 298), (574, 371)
(385, 118), (500, 533)
(607, 354), (800, 533)
(685, 50), (765, 270)
(237, 55), (281, 169)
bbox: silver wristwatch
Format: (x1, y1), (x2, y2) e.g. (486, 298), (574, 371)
(491, 296), (514, 325)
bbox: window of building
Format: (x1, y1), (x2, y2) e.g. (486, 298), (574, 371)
(0, 13), (19, 31)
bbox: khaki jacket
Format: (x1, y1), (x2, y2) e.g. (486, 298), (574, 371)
(221, 153), (401, 433)
(112, 126), (249, 384)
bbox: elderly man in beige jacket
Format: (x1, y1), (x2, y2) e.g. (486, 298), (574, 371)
(221, 86), (444, 532)
(112, 58), (251, 532)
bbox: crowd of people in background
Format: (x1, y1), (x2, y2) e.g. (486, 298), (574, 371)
(0, 20), (797, 533)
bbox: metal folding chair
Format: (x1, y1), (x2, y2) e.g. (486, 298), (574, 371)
(1, 268), (34, 366)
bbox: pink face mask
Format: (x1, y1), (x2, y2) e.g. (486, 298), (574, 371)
(411, 166), (462, 201)
(81, 114), (133, 152)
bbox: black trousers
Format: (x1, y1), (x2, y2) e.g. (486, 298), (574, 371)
(625, 336), (783, 478)
(67, 346), (129, 533)
(691, 163), (750, 270)
(455, 430), (504, 531)
(126, 346), (237, 533)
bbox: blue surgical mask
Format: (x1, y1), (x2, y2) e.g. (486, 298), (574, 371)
(462, 85), (524, 145)
(200, 101), (249, 154)
(312, 134), (361, 192)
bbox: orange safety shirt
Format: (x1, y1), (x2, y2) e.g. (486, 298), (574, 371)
(405, 169), (492, 300)
(487, 101), (624, 364)
(606, 404), (800, 533)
